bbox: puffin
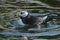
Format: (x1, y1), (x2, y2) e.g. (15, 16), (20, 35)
(18, 11), (53, 29)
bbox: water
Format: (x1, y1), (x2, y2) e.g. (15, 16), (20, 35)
(0, 13), (60, 40)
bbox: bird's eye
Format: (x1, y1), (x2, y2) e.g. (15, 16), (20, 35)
(21, 12), (24, 14)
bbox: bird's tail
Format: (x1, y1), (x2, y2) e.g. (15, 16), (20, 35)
(45, 16), (53, 22)
(42, 16), (53, 24)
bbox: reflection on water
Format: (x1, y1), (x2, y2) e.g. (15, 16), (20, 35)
(0, 13), (60, 40)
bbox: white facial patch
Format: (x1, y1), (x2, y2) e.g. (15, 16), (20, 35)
(19, 11), (28, 17)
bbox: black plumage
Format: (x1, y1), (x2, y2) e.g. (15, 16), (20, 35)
(20, 14), (52, 25)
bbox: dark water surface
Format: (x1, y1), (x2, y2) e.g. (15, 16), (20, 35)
(0, 13), (60, 40)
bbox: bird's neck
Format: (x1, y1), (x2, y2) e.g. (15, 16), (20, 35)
(21, 14), (30, 19)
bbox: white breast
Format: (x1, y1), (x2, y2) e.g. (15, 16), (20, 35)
(17, 18), (25, 26)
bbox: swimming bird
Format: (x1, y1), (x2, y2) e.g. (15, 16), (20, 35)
(18, 11), (53, 29)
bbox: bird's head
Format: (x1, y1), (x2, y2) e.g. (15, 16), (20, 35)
(19, 11), (29, 18)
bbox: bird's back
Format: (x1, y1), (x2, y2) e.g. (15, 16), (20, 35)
(22, 16), (44, 25)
